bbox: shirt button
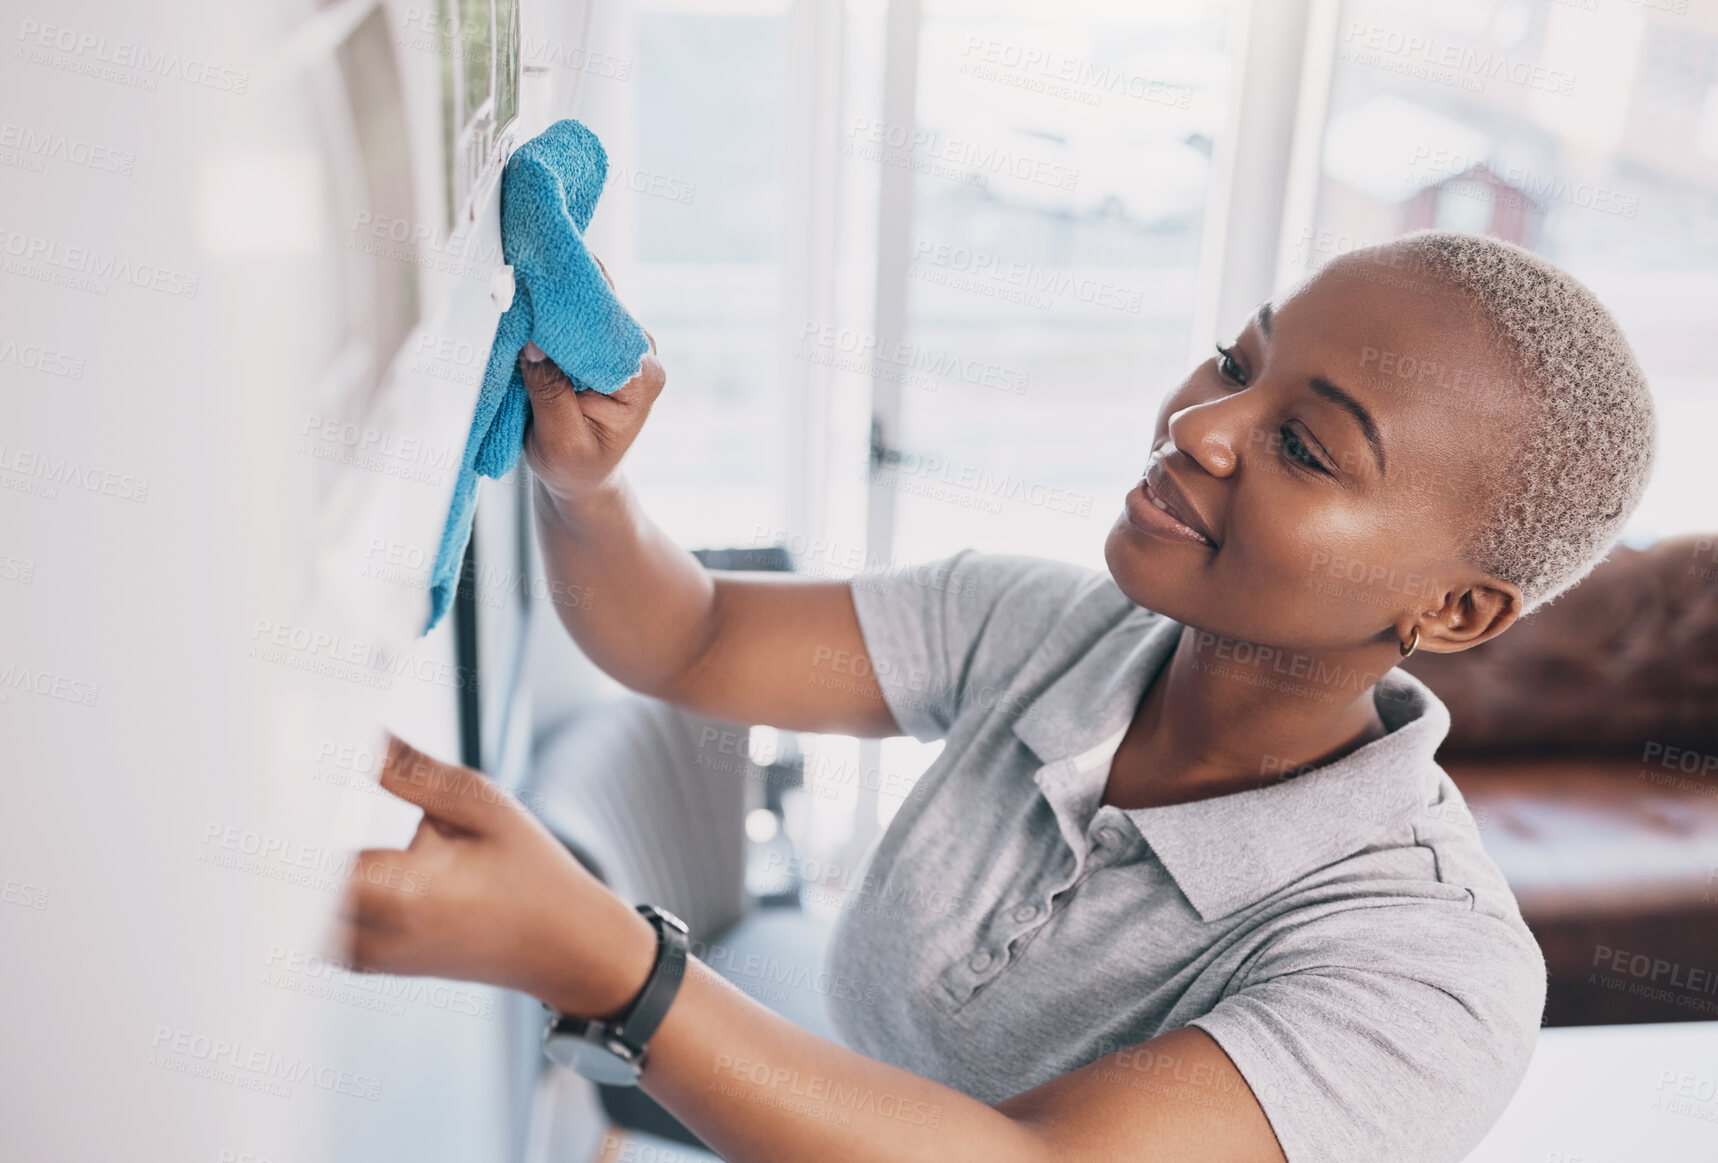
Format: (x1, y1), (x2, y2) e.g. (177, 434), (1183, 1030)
(969, 950), (994, 972)
(1013, 903), (1039, 922)
(1096, 826), (1122, 848)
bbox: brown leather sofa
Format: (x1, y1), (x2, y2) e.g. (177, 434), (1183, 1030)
(1405, 534), (1718, 1026)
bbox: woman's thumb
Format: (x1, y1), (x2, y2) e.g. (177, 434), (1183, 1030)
(519, 341), (570, 401)
(518, 343), (586, 450)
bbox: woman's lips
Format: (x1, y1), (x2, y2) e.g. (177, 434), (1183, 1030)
(1125, 465), (1217, 548)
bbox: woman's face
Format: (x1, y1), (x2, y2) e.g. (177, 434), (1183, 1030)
(1104, 250), (1525, 655)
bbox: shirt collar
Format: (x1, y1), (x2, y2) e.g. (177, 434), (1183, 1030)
(1013, 606), (1450, 923)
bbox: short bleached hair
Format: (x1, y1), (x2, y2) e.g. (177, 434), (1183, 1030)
(1356, 230), (1657, 612)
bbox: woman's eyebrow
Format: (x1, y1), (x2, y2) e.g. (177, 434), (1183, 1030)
(1308, 376), (1386, 475)
(1255, 302), (1273, 337)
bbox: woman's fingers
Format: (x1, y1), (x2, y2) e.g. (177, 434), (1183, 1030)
(378, 735), (504, 834)
(515, 254), (663, 499)
(339, 848), (418, 971)
(520, 345), (663, 412)
(520, 351), (666, 499)
(520, 349), (594, 456)
(572, 353), (666, 438)
(627, 350), (667, 405)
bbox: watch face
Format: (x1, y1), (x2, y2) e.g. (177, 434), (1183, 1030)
(543, 1028), (643, 1086)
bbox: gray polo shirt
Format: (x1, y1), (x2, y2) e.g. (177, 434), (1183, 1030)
(825, 550), (1546, 1163)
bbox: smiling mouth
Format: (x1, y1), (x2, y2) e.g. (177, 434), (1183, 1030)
(1125, 461), (1218, 548)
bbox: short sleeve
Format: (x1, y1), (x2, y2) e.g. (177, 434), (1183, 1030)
(846, 550), (1094, 742)
(1188, 904), (1547, 1163)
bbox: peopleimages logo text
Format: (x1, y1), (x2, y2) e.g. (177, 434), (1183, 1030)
(150, 1026), (382, 1100)
(0, 229), (198, 298)
(16, 20), (250, 94)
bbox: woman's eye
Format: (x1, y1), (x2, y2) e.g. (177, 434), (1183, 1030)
(1280, 425), (1326, 472)
(1214, 344), (1247, 385)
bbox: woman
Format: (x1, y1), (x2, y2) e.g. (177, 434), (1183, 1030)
(342, 231), (1655, 1163)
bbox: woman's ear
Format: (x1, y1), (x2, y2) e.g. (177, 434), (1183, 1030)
(1410, 578), (1524, 654)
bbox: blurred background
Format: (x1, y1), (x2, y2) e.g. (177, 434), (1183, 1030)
(3, 1), (1716, 1161)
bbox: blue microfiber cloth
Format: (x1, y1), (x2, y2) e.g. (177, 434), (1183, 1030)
(426, 119), (650, 632)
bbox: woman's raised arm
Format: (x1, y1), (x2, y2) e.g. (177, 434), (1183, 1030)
(520, 272), (899, 739)
(533, 469), (899, 737)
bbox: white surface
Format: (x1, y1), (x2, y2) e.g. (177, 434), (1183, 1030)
(0, 1), (587, 1160)
(1463, 1022), (1718, 1162)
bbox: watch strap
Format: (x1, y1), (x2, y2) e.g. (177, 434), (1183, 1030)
(610, 904), (689, 1054)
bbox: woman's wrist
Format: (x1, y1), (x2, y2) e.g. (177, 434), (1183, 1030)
(537, 897), (660, 1023)
(533, 472), (628, 533)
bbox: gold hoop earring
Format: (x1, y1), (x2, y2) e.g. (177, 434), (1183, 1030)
(1399, 625), (1419, 659)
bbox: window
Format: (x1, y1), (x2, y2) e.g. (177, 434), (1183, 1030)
(887, 0), (1233, 570)
(578, 1), (794, 554)
(440, 0), (522, 226)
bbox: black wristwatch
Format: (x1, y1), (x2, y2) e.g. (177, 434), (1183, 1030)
(541, 904), (689, 1085)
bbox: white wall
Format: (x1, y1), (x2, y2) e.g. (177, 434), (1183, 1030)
(0, 1), (598, 1158)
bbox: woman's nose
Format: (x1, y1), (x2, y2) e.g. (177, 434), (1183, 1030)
(1166, 396), (1243, 479)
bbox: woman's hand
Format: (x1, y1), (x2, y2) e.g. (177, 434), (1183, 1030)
(338, 736), (657, 1020)
(337, 751), (1285, 1163)
(520, 258), (667, 506)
